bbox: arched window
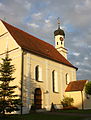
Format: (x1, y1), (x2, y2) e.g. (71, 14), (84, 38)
(66, 73), (70, 85)
(61, 41), (62, 45)
(35, 65), (39, 81)
(52, 70), (58, 92)
(35, 65), (42, 81)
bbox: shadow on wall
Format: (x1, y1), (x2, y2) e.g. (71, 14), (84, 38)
(22, 74), (37, 114)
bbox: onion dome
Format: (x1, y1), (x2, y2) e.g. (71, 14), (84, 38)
(54, 28), (65, 38)
(54, 17), (65, 38)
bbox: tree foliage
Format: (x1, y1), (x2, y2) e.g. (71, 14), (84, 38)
(61, 96), (74, 107)
(0, 53), (21, 114)
(85, 81), (91, 95)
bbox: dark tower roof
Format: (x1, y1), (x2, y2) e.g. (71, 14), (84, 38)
(54, 28), (65, 38)
(54, 17), (65, 37)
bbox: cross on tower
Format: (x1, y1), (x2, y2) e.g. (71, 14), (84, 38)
(57, 17), (61, 29)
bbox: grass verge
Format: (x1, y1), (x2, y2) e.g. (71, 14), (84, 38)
(0, 112), (91, 120)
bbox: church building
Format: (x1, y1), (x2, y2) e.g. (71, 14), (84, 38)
(0, 19), (91, 114)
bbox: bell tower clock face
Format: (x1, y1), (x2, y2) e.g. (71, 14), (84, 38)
(60, 37), (63, 41)
(60, 37), (64, 45)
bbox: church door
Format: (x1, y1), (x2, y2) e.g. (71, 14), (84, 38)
(34, 88), (42, 109)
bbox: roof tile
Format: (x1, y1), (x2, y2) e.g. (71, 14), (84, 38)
(65, 80), (87, 92)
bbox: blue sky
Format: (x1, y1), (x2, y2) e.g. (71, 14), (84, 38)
(0, 0), (91, 80)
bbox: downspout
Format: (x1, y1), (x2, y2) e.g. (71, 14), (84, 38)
(21, 49), (24, 114)
(81, 91), (84, 110)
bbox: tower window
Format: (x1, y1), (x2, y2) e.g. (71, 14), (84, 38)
(57, 42), (58, 45)
(61, 41), (62, 45)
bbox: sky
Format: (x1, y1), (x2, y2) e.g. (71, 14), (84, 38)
(0, 0), (91, 80)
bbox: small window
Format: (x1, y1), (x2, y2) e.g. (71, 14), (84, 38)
(66, 73), (70, 85)
(57, 42), (58, 45)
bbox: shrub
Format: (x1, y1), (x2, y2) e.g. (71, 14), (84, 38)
(61, 96), (74, 108)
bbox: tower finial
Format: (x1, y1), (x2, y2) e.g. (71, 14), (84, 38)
(57, 17), (60, 29)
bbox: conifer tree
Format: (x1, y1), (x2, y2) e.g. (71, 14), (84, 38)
(0, 52), (20, 114)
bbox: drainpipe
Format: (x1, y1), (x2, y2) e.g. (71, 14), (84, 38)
(81, 91), (84, 110)
(21, 49), (24, 114)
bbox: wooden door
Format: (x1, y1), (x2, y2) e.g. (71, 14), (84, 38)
(34, 88), (42, 109)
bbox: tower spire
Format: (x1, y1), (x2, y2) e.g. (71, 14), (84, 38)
(54, 18), (67, 58)
(57, 17), (60, 29)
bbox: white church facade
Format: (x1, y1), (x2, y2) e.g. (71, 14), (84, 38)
(0, 19), (91, 114)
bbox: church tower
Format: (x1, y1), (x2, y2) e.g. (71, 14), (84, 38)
(54, 18), (68, 59)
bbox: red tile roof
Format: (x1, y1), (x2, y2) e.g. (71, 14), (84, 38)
(65, 80), (88, 92)
(1, 20), (77, 69)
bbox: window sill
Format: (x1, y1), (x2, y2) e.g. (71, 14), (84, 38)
(36, 80), (43, 82)
(53, 91), (59, 94)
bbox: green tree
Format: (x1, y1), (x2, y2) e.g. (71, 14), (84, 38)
(61, 96), (74, 107)
(85, 81), (91, 95)
(0, 52), (20, 114)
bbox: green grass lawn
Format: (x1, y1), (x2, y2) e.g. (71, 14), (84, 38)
(0, 112), (91, 120)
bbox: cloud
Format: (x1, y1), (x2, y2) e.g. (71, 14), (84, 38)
(75, 62), (80, 66)
(73, 52), (80, 57)
(45, 19), (50, 24)
(0, 0), (32, 24)
(25, 1), (31, 10)
(84, 57), (88, 60)
(43, 19), (53, 32)
(0, 2), (5, 9)
(27, 23), (39, 28)
(32, 12), (42, 20)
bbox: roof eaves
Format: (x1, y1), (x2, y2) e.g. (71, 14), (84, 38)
(22, 47), (77, 70)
